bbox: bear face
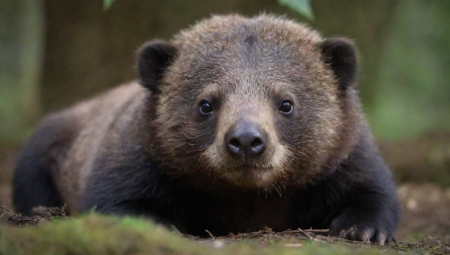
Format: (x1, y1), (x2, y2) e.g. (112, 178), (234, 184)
(139, 15), (360, 189)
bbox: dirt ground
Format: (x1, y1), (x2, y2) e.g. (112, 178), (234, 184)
(1, 150), (450, 243)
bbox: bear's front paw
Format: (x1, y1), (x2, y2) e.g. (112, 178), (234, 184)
(330, 216), (396, 245)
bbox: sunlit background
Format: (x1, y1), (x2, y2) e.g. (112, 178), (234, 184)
(1, 0), (449, 241)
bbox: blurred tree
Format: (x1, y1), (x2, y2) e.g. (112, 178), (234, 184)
(0, 0), (44, 147)
(371, 0), (450, 139)
(313, 0), (400, 110)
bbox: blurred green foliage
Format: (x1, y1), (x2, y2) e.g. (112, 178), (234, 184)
(102, 0), (115, 10)
(369, 1), (450, 140)
(278, 0), (314, 20)
(0, 0), (43, 147)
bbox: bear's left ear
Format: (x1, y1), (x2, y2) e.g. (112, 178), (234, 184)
(137, 40), (178, 93)
(320, 38), (357, 90)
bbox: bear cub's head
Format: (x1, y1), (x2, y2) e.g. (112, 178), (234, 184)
(138, 15), (361, 190)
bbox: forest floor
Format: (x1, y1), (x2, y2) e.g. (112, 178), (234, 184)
(1, 149), (450, 254)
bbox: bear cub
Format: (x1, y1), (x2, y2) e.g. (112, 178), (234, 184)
(13, 15), (399, 244)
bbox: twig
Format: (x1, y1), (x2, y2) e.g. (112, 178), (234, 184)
(303, 229), (329, 233)
(205, 229), (215, 240)
(298, 228), (312, 240)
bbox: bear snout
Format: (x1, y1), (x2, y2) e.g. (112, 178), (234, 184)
(224, 121), (267, 160)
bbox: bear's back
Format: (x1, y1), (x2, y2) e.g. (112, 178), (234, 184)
(14, 82), (147, 214)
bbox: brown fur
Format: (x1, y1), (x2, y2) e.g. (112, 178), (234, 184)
(14, 14), (399, 243)
(50, 83), (146, 213)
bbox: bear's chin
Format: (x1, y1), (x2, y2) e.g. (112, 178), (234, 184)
(219, 165), (285, 189)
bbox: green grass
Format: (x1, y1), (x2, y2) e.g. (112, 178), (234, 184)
(0, 214), (406, 255)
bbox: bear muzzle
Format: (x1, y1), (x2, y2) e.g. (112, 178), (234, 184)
(224, 120), (267, 161)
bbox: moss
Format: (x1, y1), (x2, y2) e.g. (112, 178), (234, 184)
(0, 214), (404, 255)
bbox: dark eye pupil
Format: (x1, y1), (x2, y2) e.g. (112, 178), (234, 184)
(200, 102), (213, 114)
(279, 101), (293, 113)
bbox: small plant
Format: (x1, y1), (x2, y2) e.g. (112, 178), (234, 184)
(278, 0), (314, 21)
(103, 0), (115, 10)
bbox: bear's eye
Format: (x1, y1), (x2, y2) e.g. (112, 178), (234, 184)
(199, 101), (213, 115)
(279, 101), (293, 114)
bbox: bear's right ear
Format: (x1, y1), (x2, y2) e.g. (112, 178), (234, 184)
(137, 40), (178, 93)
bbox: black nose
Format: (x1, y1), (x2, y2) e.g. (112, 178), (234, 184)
(225, 122), (267, 158)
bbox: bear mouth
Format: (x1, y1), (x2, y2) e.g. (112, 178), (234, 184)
(219, 163), (283, 187)
(240, 163), (273, 171)
(226, 162), (275, 172)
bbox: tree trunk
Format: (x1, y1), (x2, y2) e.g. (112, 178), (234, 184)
(0, 0), (44, 147)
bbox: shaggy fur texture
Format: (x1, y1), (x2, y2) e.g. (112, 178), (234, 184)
(14, 15), (399, 244)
